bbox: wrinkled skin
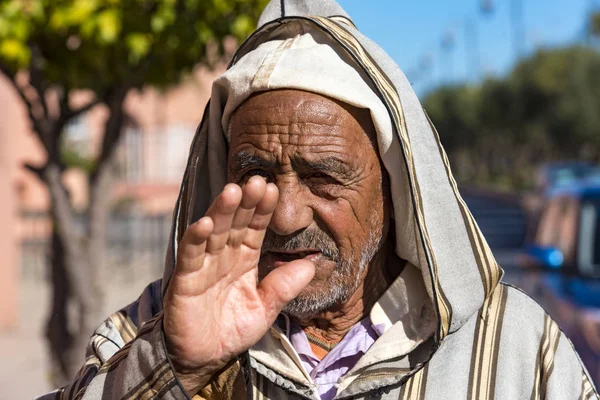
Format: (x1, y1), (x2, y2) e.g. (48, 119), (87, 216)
(163, 89), (393, 395)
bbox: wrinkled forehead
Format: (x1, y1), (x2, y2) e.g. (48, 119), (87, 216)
(227, 89), (378, 150)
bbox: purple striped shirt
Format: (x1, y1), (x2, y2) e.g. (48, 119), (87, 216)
(281, 316), (385, 400)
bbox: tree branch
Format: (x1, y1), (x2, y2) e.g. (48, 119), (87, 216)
(50, 90), (99, 164)
(28, 43), (49, 119)
(86, 85), (129, 250)
(93, 86), (129, 175)
(0, 62), (52, 154)
(23, 162), (46, 181)
(63, 98), (101, 123)
(44, 164), (77, 242)
(44, 87), (71, 166)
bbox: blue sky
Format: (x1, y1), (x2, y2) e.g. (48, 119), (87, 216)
(337, 0), (593, 95)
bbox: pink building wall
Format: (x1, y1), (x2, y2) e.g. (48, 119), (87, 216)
(0, 75), (20, 328)
(0, 63), (225, 328)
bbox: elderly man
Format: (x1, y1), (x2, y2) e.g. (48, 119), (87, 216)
(42, 1), (597, 399)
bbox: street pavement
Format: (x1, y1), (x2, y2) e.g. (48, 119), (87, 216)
(0, 273), (157, 400)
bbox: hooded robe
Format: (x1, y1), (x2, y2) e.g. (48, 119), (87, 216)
(39, 1), (598, 399)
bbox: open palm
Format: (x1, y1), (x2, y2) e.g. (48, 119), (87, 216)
(163, 176), (315, 393)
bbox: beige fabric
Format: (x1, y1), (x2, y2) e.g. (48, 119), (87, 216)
(249, 262), (436, 392)
(367, 262), (436, 362)
(209, 32), (435, 362)
(250, 327), (313, 386)
(210, 32), (422, 284)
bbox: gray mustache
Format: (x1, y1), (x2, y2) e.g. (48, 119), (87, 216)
(261, 228), (339, 260)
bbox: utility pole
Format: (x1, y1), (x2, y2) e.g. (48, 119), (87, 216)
(480, 0), (525, 62)
(441, 29), (456, 84)
(510, 0), (526, 58)
(481, 0), (494, 15)
(464, 18), (481, 81)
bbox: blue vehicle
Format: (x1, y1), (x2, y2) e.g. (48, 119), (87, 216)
(518, 181), (600, 384)
(535, 162), (598, 195)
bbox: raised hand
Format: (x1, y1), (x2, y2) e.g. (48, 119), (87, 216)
(163, 176), (315, 394)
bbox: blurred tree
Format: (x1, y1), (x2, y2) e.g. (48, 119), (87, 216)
(423, 84), (480, 153)
(588, 10), (600, 41)
(424, 45), (600, 190)
(0, 0), (267, 385)
(510, 46), (600, 156)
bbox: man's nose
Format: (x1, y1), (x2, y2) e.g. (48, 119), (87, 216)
(269, 179), (313, 236)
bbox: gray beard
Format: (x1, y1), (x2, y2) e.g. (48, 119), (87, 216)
(281, 224), (384, 318)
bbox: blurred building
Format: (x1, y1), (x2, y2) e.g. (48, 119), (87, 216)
(0, 64), (225, 328)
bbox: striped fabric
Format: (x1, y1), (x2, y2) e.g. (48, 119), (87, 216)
(467, 284), (508, 400)
(38, 1), (598, 399)
(400, 364), (429, 400)
(308, 14), (456, 342)
(305, 332), (336, 360)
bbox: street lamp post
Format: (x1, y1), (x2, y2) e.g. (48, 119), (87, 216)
(441, 29), (456, 84)
(481, 0), (525, 60)
(464, 18), (481, 81)
(510, 0), (525, 58)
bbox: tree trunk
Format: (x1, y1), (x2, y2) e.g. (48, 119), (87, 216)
(43, 88), (127, 385)
(43, 169), (112, 383)
(66, 158), (116, 371)
(56, 164), (115, 383)
(45, 226), (72, 386)
(43, 164), (94, 382)
(87, 158), (114, 311)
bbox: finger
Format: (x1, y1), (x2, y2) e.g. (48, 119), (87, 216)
(228, 176), (267, 247)
(257, 259), (315, 322)
(243, 183), (279, 250)
(170, 217), (216, 297)
(176, 216), (214, 274)
(205, 184), (242, 252)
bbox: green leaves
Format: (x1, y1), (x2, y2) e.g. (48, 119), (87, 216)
(0, 0), (35, 67)
(50, 1), (100, 30)
(0, 0), (268, 177)
(126, 33), (152, 62)
(424, 45), (600, 190)
(151, 5), (176, 33)
(588, 11), (600, 39)
(231, 15), (254, 39)
(0, 38), (29, 65)
(96, 9), (121, 43)
(0, 0), (267, 87)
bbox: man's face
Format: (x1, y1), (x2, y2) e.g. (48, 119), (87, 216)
(227, 89), (388, 317)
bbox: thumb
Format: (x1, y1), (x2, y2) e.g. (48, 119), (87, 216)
(257, 260), (315, 322)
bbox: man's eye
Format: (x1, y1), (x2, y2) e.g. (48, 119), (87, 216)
(305, 173), (338, 184)
(241, 169), (271, 182)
